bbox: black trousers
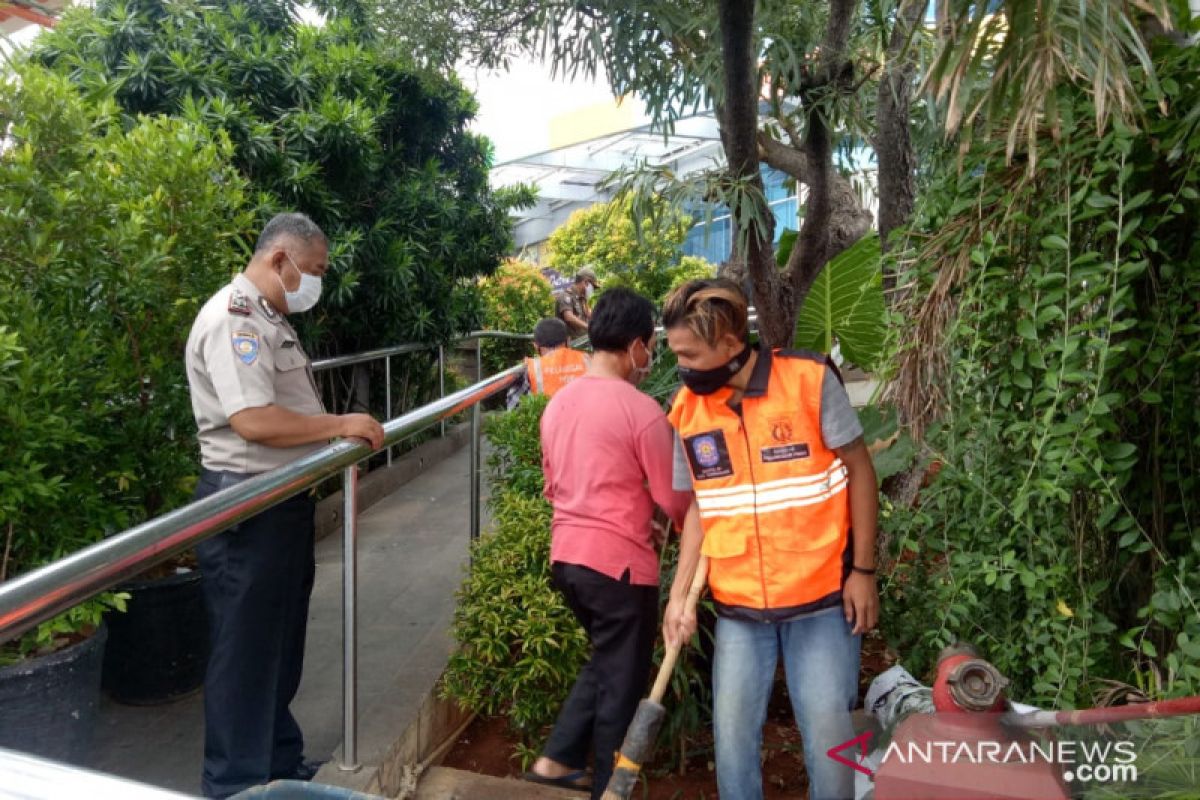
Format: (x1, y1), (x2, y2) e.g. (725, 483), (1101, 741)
(194, 470), (316, 799)
(543, 563), (658, 799)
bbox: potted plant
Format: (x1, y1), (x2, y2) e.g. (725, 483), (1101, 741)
(101, 552), (209, 705)
(0, 321), (122, 763)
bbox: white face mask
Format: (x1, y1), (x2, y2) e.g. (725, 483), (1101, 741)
(628, 338), (655, 384)
(585, 284), (595, 301)
(279, 252), (322, 313)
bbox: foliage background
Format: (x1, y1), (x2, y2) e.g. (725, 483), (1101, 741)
(477, 260), (555, 374)
(879, 30), (1200, 711)
(33, 0), (533, 358)
(547, 197), (715, 303)
(0, 67), (253, 658)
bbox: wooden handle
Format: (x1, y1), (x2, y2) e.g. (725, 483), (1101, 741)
(648, 555), (709, 704)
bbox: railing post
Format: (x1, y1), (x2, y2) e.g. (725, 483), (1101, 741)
(339, 464), (360, 772)
(469, 401), (481, 550)
(384, 355), (392, 466)
(438, 345), (446, 438)
(470, 337), (483, 549)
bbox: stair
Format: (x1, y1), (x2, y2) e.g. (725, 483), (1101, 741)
(412, 767), (587, 799)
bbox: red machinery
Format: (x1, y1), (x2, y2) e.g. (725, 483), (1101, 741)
(872, 644), (1200, 800)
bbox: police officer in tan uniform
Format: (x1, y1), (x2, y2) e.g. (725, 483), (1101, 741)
(185, 213), (383, 798)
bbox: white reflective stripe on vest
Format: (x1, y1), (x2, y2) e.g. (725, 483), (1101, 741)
(533, 358), (545, 394)
(694, 460), (846, 499)
(695, 463), (849, 512)
(694, 459), (846, 502)
(697, 472), (850, 519)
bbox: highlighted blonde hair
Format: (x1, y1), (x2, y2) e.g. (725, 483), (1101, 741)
(662, 278), (749, 347)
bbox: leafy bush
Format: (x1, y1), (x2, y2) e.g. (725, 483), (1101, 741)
(881, 35), (1200, 706)
(547, 197), (713, 303)
(442, 395), (589, 740)
(34, 0), (533, 357)
(0, 66), (252, 656)
(478, 259), (555, 374)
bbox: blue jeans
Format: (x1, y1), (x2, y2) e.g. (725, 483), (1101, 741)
(713, 608), (861, 800)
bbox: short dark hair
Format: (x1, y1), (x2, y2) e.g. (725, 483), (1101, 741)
(533, 318), (569, 348)
(588, 288), (654, 352)
(255, 212), (327, 253)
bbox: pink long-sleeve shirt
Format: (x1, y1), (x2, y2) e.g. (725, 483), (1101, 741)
(540, 375), (692, 586)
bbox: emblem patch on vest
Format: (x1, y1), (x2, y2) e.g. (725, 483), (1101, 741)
(685, 430), (734, 480)
(761, 443), (811, 463)
(768, 415), (794, 442)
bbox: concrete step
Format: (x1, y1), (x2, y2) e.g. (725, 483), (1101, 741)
(412, 767), (586, 800)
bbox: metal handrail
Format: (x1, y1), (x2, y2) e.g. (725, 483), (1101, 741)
(0, 362), (520, 772)
(309, 330), (533, 372)
(0, 364), (519, 642)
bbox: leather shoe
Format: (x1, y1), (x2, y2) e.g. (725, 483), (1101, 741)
(275, 758), (325, 782)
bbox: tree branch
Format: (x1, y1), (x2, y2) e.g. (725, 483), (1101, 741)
(758, 132), (873, 261)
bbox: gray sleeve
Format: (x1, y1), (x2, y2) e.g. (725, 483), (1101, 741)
(821, 365), (864, 450)
(672, 433), (693, 491)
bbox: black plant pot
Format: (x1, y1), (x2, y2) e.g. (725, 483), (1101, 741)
(0, 623), (107, 764)
(102, 567), (209, 705)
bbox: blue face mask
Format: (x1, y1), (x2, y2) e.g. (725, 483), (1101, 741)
(677, 342), (752, 395)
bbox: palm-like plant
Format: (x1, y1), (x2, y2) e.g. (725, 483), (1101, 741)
(925, 0), (1175, 168)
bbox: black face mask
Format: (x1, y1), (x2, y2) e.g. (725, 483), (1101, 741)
(677, 342), (753, 395)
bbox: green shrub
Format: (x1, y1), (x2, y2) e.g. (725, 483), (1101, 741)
(442, 395), (589, 741)
(34, 0), (534, 358)
(0, 66), (252, 657)
(478, 259), (555, 374)
(547, 197), (712, 303)
(881, 35), (1200, 706)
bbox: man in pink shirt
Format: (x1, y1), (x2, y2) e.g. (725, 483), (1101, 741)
(525, 288), (692, 796)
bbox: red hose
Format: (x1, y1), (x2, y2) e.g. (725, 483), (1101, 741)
(1005, 695), (1200, 728)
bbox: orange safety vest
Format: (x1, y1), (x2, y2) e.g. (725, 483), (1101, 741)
(668, 348), (851, 621)
(525, 347), (589, 397)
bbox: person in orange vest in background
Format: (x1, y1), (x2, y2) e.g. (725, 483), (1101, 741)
(506, 318), (589, 408)
(660, 279), (878, 800)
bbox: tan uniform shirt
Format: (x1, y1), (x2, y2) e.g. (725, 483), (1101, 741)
(555, 288), (590, 337)
(185, 274), (326, 474)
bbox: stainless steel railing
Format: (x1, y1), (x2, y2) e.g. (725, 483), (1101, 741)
(0, 356), (522, 771)
(310, 330), (535, 462)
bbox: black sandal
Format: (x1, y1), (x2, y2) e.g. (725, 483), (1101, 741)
(521, 769), (592, 791)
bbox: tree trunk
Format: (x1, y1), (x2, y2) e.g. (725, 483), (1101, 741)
(875, 0), (925, 283)
(784, 0), (856, 318)
(715, 0), (789, 348)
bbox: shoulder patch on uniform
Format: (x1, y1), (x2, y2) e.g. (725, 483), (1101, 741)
(232, 331), (260, 365)
(257, 296), (280, 322)
(228, 290), (252, 316)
